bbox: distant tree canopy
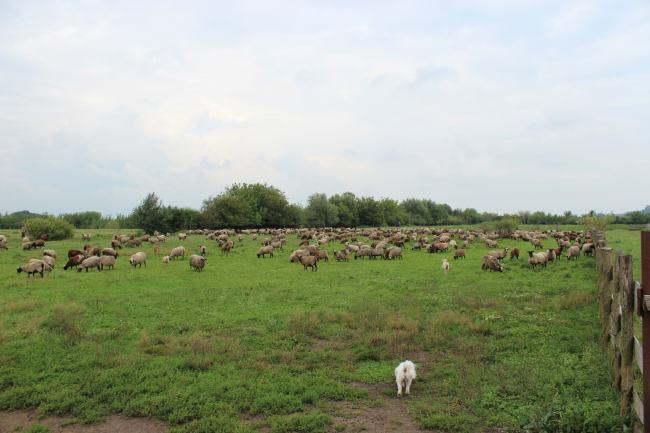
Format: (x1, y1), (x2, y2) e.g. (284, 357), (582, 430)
(201, 183), (301, 229)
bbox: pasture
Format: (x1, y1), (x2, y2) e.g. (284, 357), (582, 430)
(0, 226), (641, 432)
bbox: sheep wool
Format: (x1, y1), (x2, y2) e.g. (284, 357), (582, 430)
(17, 261), (46, 278)
(129, 252), (147, 268)
(99, 255), (117, 270)
(395, 361), (416, 397)
(189, 254), (206, 271)
(43, 250), (57, 259)
(78, 256), (102, 273)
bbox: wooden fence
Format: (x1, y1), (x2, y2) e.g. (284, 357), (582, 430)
(595, 229), (644, 430)
(629, 224), (650, 231)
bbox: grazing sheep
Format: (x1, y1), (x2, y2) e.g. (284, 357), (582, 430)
(271, 241), (283, 250)
(78, 256), (102, 273)
(453, 249), (466, 260)
(486, 239), (498, 248)
(510, 248), (520, 260)
(0, 235), (6, 243)
(141, 235), (150, 242)
(527, 251), (548, 269)
(370, 247), (385, 260)
(40, 256), (56, 269)
(43, 250), (57, 259)
(69, 249), (87, 258)
(531, 239), (543, 249)
(257, 246), (274, 258)
(482, 255), (504, 273)
(388, 247), (403, 260)
(333, 249), (350, 262)
(81, 233), (91, 241)
(462, 240), (470, 249)
(31, 239), (45, 249)
(299, 255), (318, 271)
(355, 248), (372, 260)
(99, 255), (117, 270)
(22, 242), (31, 251)
(566, 245), (581, 260)
(178, 233), (187, 240)
(87, 247), (101, 257)
(198, 245), (208, 255)
(312, 250), (329, 262)
(289, 249), (310, 263)
(449, 240), (458, 250)
(157, 235), (166, 243)
(395, 361), (416, 397)
(129, 252), (147, 268)
(0, 242), (7, 250)
(189, 254), (207, 271)
(162, 255), (170, 266)
(170, 246), (186, 260)
(220, 245), (231, 253)
(582, 243), (595, 257)
(111, 240), (122, 249)
(126, 239), (141, 248)
(411, 242), (422, 250)
(17, 260), (46, 278)
(442, 259), (449, 275)
(153, 245), (160, 253)
(102, 248), (118, 258)
(149, 238), (159, 245)
(22, 237), (30, 243)
(488, 248), (509, 262)
(63, 255), (85, 270)
(546, 248), (556, 263)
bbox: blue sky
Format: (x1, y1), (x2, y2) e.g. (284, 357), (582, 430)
(1, 1), (649, 216)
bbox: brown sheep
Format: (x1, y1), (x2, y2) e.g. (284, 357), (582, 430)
(509, 248), (520, 260)
(482, 255), (503, 273)
(68, 249), (86, 258)
(333, 249), (350, 262)
(86, 247), (101, 257)
(299, 255), (318, 271)
(31, 239), (45, 249)
(311, 250), (329, 262)
(488, 248), (509, 262)
(453, 249), (466, 260)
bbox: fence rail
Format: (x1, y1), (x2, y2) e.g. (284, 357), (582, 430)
(629, 224), (650, 231)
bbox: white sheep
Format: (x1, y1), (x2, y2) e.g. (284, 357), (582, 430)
(395, 360), (416, 397)
(162, 256), (170, 267)
(129, 252), (147, 268)
(442, 259), (449, 275)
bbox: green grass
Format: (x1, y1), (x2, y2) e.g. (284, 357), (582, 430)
(0, 226), (642, 432)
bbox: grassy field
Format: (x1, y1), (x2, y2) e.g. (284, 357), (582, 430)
(0, 226), (643, 432)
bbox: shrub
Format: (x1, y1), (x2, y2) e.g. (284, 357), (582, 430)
(24, 216), (74, 241)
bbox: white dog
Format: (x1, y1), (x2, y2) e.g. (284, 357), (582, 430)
(442, 259), (449, 275)
(395, 360), (416, 397)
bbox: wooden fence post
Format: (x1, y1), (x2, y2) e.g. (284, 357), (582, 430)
(600, 247), (613, 350)
(620, 254), (635, 417)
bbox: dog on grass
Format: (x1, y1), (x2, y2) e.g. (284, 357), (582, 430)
(395, 360), (416, 397)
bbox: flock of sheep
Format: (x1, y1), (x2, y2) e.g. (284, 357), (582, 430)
(2, 226), (595, 278)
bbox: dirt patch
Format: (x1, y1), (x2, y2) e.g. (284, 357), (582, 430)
(0, 409), (169, 433)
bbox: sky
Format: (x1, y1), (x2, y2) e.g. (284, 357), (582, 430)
(1, 1), (649, 217)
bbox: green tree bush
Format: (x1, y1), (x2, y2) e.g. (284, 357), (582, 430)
(24, 216), (74, 240)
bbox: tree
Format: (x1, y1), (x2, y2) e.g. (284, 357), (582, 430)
(628, 211), (646, 224)
(306, 193), (338, 227)
(493, 216), (520, 235)
(336, 203), (354, 227)
(132, 192), (165, 235)
(329, 192), (359, 226)
(358, 196), (384, 227)
(582, 213), (617, 231)
(24, 216), (74, 240)
(380, 198), (402, 226)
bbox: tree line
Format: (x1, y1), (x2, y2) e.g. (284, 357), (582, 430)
(2, 183), (646, 232)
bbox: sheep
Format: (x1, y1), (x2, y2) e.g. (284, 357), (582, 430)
(370, 247), (385, 259)
(531, 239), (543, 249)
(81, 233), (90, 241)
(22, 242), (31, 251)
(289, 249), (310, 263)
(198, 245), (208, 255)
(333, 249), (350, 262)
(449, 240), (458, 250)
(157, 235), (166, 243)
(411, 242), (422, 250)
(22, 237), (30, 243)
(40, 256), (56, 269)
(126, 239), (142, 248)
(178, 233), (187, 240)
(129, 252), (147, 268)
(43, 250), (57, 259)
(170, 246), (186, 260)
(355, 248), (372, 260)
(442, 259), (449, 275)
(388, 247), (403, 260)
(582, 243), (595, 257)
(453, 249), (466, 260)
(111, 240), (122, 249)
(29, 258), (53, 272)
(141, 235), (150, 242)
(271, 241), (283, 250)
(220, 245), (231, 253)
(546, 248), (556, 263)
(486, 239), (498, 248)
(17, 260), (46, 278)
(488, 248), (509, 262)
(31, 239), (45, 249)
(257, 246), (274, 258)
(86, 247), (101, 257)
(102, 248), (118, 258)
(395, 360), (416, 397)
(149, 238), (159, 245)
(63, 255), (85, 270)
(510, 248), (520, 260)
(0, 242), (7, 250)
(99, 255), (118, 270)
(78, 256), (102, 273)
(189, 254), (207, 271)
(312, 250), (329, 262)
(162, 255), (170, 266)
(566, 245), (581, 260)
(482, 255), (504, 273)
(299, 255), (318, 272)
(153, 245), (160, 253)
(0, 235), (6, 243)
(527, 250), (548, 269)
